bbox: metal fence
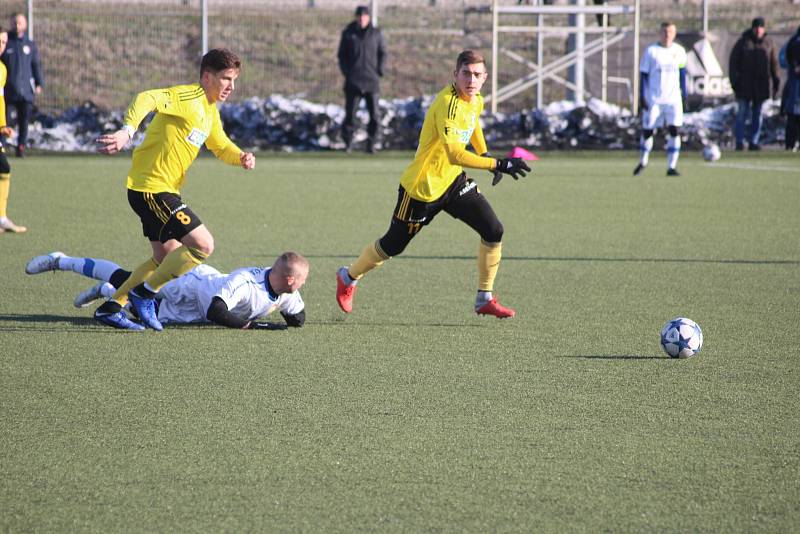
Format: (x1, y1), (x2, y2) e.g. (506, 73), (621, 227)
(4, 0), (799, 113)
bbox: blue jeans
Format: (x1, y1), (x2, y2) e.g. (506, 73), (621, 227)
(735, 99), (765, 146)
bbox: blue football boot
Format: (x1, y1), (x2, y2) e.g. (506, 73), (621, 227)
(128, 289), (163, 331)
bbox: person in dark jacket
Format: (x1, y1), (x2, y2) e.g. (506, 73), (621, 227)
(781, 26), (800, 151)
(0, 13), (44, 158)
(337, 5), (386, 153)
(729, 17), (780, 151)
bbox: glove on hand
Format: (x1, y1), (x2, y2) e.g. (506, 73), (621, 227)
(493, 157), (531, 185)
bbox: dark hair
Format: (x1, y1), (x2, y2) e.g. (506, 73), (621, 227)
(355, 5), (370, 16)
(200, 48), (241, 75)
(455, 50), (486, 72)
(660, 21), (676, 30)
(751, 17), (765, 29)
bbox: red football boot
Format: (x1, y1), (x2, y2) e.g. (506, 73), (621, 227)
(476, 298), (515, 319)
(336, 267), (357, 313)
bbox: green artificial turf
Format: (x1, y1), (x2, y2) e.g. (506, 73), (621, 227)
(1, 151), (798, 532)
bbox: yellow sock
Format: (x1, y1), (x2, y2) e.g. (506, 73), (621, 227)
(349, 240), (389, 280)
(111, 257), (159, 305)
(145, 246), (209, 292)
(0, 173), (10, 218)
(478, 240), (502, 292)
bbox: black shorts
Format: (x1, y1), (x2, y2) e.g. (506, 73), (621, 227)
(378, 172), (503, 257)
(127, 190), (202, 243)
(393, 172), (482, 227)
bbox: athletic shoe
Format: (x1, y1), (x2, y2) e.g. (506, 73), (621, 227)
(632, 164), (645, 176)
(666, 168), (681, 176)
(25, 251), (65, 274)
(74, 282), (114, 308)
(748, 143), (761, 151)
(94, 309), (145, 331)
(336, 267), (357, 313)
(0, 216), (27, 233)
(476, 298), (516, 319)
(129, 290), (163, 331)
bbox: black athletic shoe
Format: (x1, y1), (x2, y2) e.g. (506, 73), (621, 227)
(633, 164), (645, 176)
(666, 168), (681, 176)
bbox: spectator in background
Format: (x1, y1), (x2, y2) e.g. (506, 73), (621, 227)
(781, 26), (800, 152)
(337, 5), (386, 154)
(729, 17), (779, 151)
(0, 13), (44, 158)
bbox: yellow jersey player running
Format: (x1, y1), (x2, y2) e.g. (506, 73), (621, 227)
(0, 25), (27, 234)
(336, 50), (530, 318)
(94, 48), (256, 331)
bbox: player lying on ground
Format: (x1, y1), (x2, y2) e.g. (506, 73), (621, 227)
(335, 50), (530, 319)
(26, 251), (308, 330)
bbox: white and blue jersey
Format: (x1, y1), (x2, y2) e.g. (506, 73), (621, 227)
(156, 264), (304, 324)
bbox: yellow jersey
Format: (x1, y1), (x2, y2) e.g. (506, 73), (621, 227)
(0, 62), (6, 129)
(399, 84), (495, 202)
(124, 83), (242, 194)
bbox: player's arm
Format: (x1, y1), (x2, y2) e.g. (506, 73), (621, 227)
(206, 113), (255, 169)
(206, 296), (252, 329)
(639, 50), (651, 110)
(96, 87), (175, 154)
(679, 67), (687, 109)
(469, 119), (489, 157)
(278, 292), (305, 328)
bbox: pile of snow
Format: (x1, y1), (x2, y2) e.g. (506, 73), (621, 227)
(22, 96), (787, 152)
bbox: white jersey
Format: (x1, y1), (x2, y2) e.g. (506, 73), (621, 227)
(156, 264), (304, 324)
(640, 42), (687, 106)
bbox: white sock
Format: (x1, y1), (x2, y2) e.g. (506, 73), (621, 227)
(639, 136), (653, 166)
(100, 282), (116, 299)
(476, 291), (493, 308)
(59, 256), (121, 282)
(667, 135), (681, 169)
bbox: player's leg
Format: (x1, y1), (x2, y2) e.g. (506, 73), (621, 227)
(128, 220), (211, 331)
(444, 174), (514, 318)
(364, 92), (380, 153)
(666, 125), (681, 175)
(634, 106), (658, 175)
(94, 191), (183, 330)
(337, 187), (436, 313)
(26, 251), (125, 281)
(0, 145), (26, 233)
(342, 87), (360, 152)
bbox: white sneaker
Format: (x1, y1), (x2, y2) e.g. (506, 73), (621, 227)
(25, 252), (65, 274)
(74, 282), (114, 308)
(0, 216), (27, 233)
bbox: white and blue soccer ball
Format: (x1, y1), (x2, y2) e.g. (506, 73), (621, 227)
(702, 143), (721, 162)
(660, 317), (703, 358)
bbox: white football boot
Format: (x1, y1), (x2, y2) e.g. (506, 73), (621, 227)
(25, 252), (65, 274)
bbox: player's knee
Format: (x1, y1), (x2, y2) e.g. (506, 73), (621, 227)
(642, 129), (654, 140)
(481, 220), (504, 243)
(667, 126), (679, 137)
(191, 236), (214, 258)
(379, 222), (413, 257)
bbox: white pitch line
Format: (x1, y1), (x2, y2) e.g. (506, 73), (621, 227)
(707, 162), (800, 173)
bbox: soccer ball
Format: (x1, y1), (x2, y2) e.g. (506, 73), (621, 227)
(702, 144), (721, 162)
(660, 317), (703, 358)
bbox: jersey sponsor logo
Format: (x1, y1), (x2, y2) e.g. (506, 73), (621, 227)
(186, 128), (209, 148)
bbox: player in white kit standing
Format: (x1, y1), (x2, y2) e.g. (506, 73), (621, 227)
(634, 22), (687, 177)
